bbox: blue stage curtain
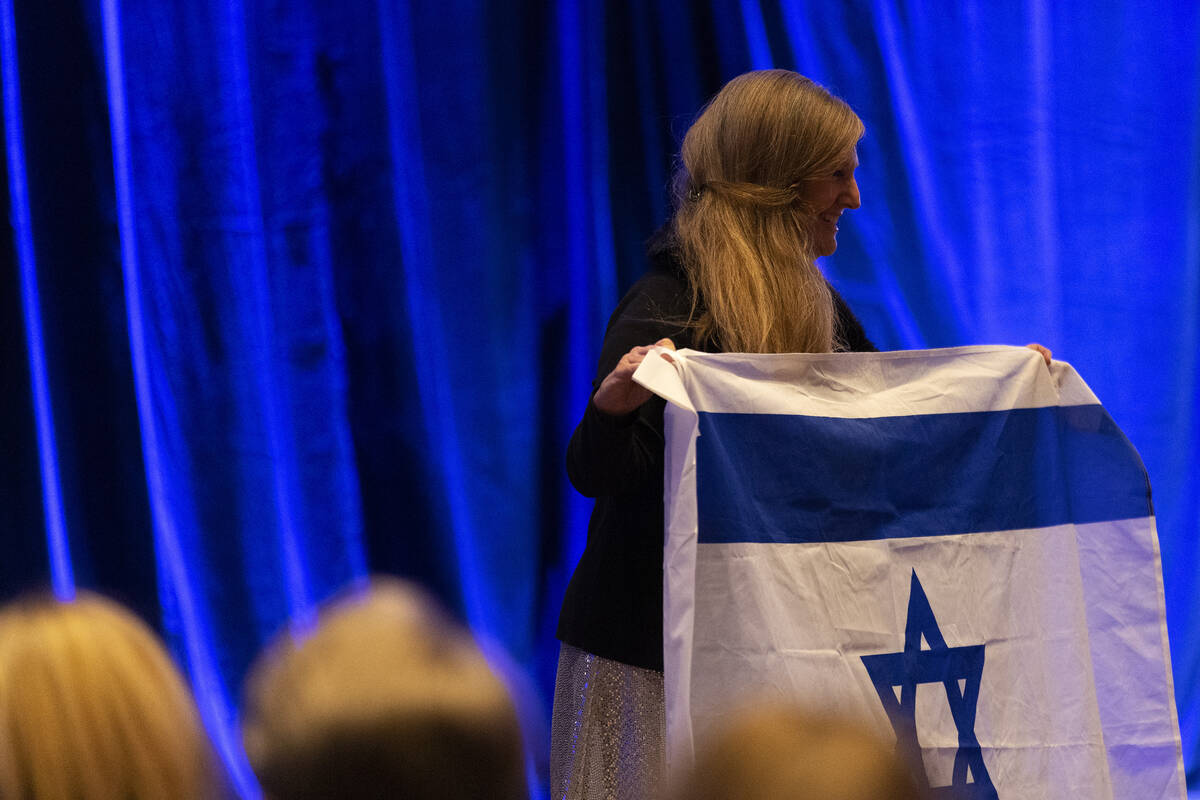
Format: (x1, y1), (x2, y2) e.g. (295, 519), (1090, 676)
(1, 0), (1197, 795)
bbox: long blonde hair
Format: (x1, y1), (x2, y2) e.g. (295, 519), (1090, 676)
(671, 70), (864, 353)
(0, 592), (221, 800)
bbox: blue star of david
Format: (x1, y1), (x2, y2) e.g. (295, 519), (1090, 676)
(860, 570), (997, 799)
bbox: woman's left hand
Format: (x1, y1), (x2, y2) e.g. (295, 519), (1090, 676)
(1025, 343), (1052, 365)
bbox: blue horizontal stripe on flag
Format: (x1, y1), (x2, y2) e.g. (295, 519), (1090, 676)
(695, 405), (1151, 544)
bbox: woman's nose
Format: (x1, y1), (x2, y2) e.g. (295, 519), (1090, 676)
(842, 176), (861, 210)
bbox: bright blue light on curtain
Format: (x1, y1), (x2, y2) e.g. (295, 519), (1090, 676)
(870, 0), (972, 341)
(739, 0), (774, 70)
(97, 0), (260, 794)
(559, 0), (590, 578)
(958, 2), (1002, 332)
(1180, 109), (1200, 777)
(558, 0), (618, 571)
(0, 0), (74, 601)
(1025, 0), (1062, 338)
(778, 0), (818, 77)
(375, 0), (491, 636)
(222, 0), (315, 634)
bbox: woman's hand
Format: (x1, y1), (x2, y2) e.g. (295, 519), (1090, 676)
(1025, 343), (1052, 365)
(592, 338), (676, 416)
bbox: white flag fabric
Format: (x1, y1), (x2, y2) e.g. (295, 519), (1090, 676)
(634, 345), (1186, 800)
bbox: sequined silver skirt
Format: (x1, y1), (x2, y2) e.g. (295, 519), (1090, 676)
(550, 643), (665, 800)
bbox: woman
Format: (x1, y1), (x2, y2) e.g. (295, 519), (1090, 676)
(551, 69), (877, 800)
(0, 591), (223, 799)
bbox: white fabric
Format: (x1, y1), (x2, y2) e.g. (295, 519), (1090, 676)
(636, 345), (1186, 800)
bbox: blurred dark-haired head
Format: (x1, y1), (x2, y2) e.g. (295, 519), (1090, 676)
(665, 703), (926, 800)
(241, 577), (526, 800)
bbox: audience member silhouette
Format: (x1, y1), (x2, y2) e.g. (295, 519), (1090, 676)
(0, 591), (222, 799)
(242, 578), (527, 800)
(665, 703), (927, 800)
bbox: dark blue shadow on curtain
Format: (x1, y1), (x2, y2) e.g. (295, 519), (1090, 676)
(1, 0), (157, 618)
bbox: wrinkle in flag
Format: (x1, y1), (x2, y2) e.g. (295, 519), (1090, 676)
(636, 346), (1185, 799)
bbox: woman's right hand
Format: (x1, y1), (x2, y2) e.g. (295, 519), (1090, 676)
(592, 338), (676, 416)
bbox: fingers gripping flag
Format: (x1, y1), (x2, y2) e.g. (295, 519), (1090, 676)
(634, 346), (1185, 799)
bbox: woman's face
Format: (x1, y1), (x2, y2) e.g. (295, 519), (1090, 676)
(799, 150), (860, 257)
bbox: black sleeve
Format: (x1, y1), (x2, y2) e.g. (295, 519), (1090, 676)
(565, 271), (690, 498)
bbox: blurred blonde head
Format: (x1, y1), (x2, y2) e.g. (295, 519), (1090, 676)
(666, 704), (925, 800)
(671, 69), (864, 353)
(241, 577), (526, 800)
(0, 591), (220, 800)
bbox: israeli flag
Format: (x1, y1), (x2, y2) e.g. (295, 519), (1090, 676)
(634, 346), (1186, 799)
